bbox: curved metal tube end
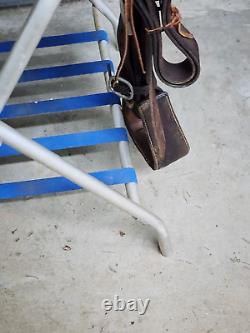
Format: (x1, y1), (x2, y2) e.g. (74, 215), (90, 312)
(158, 231), (171, 257)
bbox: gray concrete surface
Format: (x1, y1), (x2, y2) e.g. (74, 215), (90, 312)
(0, 0), (78, 8)
(0, 1), (250, 332)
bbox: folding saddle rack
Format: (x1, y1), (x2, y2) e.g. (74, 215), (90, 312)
(0, 0), (169, 256)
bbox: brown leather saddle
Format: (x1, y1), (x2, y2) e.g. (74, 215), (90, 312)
(110, 0), (200, 170)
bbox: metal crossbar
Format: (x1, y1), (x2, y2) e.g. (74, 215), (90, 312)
(0, 0), (170, 256)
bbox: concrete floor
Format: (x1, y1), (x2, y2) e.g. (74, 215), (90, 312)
(0, 1), (250, 332)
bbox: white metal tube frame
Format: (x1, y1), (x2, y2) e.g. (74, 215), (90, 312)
(89, 0), (118, 39)
(92, 5), (139, 203)
(0, 0), (170, 256)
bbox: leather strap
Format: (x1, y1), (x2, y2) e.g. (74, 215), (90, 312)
(111, 0), (200, 170)
(113, 0), (200, 91)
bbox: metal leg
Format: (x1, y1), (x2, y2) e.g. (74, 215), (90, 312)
(89, 0), (118, 38)
(0, 0), (62, 116)
(92, 5), (140, 204)
(0, 121), (170, 256)
(90, 3), (170, 254)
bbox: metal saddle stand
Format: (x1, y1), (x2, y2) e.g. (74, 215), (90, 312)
(0, 0), (170, 256)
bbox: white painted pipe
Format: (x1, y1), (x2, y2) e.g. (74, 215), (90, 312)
(92, 5), (140, 203)
(0, 0), (61, 114)
(89, 0), (118, 38)
(0, 120), (170, 256)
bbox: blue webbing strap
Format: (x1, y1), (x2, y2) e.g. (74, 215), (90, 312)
(0, 128), (128, 158)
(0, 168), (138, 200)
(1, 93), (120, 119)
(19, 60), (114, 83)
(0, 30), (109, 53)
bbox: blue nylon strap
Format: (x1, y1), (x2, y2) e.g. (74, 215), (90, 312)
(0, 128), (128, 158)
(0, 30), (109, 53)
(0, 168), (138, 200)
(0, 30), (137, 201)
(18, 60), (114, 83)
(1, 93), (120, 119)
